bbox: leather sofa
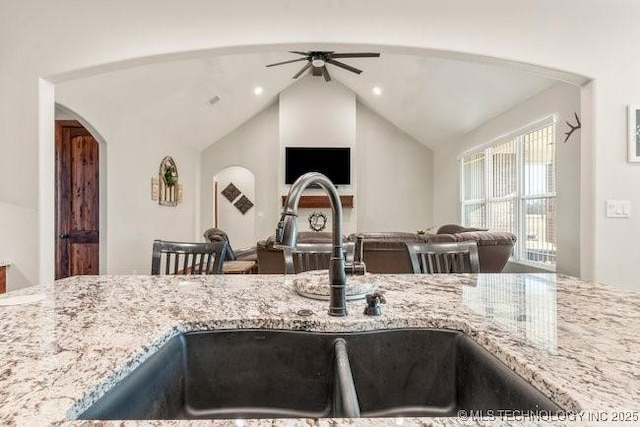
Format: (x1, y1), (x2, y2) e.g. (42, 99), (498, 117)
(350, 231), (455, 274)
(351, 225), (516, 273)
(255, 226), (516, 274)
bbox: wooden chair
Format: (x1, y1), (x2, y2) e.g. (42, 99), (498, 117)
(284, 242), (356, 274)
(151, 240), (228, 275)
(406, 241), (480, 274)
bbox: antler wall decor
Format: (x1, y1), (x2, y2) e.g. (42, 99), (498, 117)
(563, 112), (581, 143)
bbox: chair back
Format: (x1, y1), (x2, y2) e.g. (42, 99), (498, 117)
(284, 242), (356, 274)
(406, 241), (480, 274)
(151, 240), (228, 275)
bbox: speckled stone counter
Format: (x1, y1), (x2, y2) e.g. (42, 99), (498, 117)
(0, 273), (638, 426)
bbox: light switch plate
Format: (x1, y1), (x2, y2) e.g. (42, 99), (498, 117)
(605, 200), (631, 218)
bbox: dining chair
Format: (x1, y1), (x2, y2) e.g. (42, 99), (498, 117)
(151, 240), (228, 275)
(406, 241), (480, 274)
(284, 242), (356, 274)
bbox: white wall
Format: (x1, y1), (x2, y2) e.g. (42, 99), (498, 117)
(201, 82), (432, 240)
(214, 167), (256, 249)
(0, 203), (38, 291)
(5, 0), (640, 289)
(433, 83), (581, 276)
(279, 77), (356, 149)
(200, 103), (281, 243)
(356, 102), (433, 232)
(56, 82), (200, 275)
(279, 77), (357, 234)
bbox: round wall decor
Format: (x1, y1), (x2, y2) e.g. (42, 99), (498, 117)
(308, 211), (327, 232)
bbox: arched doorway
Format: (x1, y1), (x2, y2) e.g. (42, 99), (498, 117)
(213, 166), (256, 249)
(54, 104), (107, 277)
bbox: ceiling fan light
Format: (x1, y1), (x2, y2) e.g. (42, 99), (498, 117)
(311, 58), (325, 68)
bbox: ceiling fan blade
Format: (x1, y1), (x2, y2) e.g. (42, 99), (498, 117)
(288, 51), (310, 56)
(322, 66), (332, 82)
(327, 59), (362, 74)
(311, 66), (322, 76)
(266, 58), (308, 67)
(292, 62), (312, 79)
(330, 52), (380, 59)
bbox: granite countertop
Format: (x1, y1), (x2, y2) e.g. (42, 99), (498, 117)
(0, 273), (639, 426)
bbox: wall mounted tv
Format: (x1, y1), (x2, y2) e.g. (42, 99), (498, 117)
(285, 147), (351, 185)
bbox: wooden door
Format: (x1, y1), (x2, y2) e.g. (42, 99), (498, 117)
(55, 120), (99, 279)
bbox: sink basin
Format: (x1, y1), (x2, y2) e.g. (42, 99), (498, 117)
(345, 329), (560, 417)
(77, 329), (562, 420)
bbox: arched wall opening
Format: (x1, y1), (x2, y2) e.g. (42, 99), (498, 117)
(213, 166), (257, 250)
(39, 43), (593, 284)
(54, 103), (108, 275)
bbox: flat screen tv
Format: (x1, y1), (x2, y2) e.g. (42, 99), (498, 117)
(285, 147), (351, 185)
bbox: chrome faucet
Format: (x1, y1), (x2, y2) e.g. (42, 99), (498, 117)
(276, 172), (348, 316)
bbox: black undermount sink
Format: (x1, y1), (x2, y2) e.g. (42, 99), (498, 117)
(78, 329), (563, 420)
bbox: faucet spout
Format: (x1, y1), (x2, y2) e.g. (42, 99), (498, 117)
(276, 172), (347, 316)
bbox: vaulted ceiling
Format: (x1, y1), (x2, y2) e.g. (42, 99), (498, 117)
(56, 50), (559, 151)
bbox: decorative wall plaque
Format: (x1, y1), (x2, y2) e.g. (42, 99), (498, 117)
(308, 211), (328, 232)
(221, 182), (241, 202)
(234, 195), (254, 215)
(158, 156), (180, 206)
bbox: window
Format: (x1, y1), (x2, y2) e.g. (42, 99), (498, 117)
(460, 117), (556, 269)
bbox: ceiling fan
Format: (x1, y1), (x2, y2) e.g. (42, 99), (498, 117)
(266, 51), (380, 82)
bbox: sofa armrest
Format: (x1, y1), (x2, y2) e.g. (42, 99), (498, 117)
(452, 230), (517, 273)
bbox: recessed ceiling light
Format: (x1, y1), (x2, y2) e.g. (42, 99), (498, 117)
(372, 86), (382, 96)
(254, 86), (264, 95)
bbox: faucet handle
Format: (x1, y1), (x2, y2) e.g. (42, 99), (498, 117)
(364, 291), (386, 316)
(344, 261), (366, 276)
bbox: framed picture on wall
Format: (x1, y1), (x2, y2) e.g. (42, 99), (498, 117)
(628, 105), (640, 162)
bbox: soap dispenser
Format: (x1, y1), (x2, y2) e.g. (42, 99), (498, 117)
(363, 292), (386, 316)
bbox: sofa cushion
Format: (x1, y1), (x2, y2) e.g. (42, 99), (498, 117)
(358, 240), (413, 273)
(421, 233), (458, 243)
(452, 230), (517, 246)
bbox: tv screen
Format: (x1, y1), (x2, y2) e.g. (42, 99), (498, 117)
(285, 147), (351, 185)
